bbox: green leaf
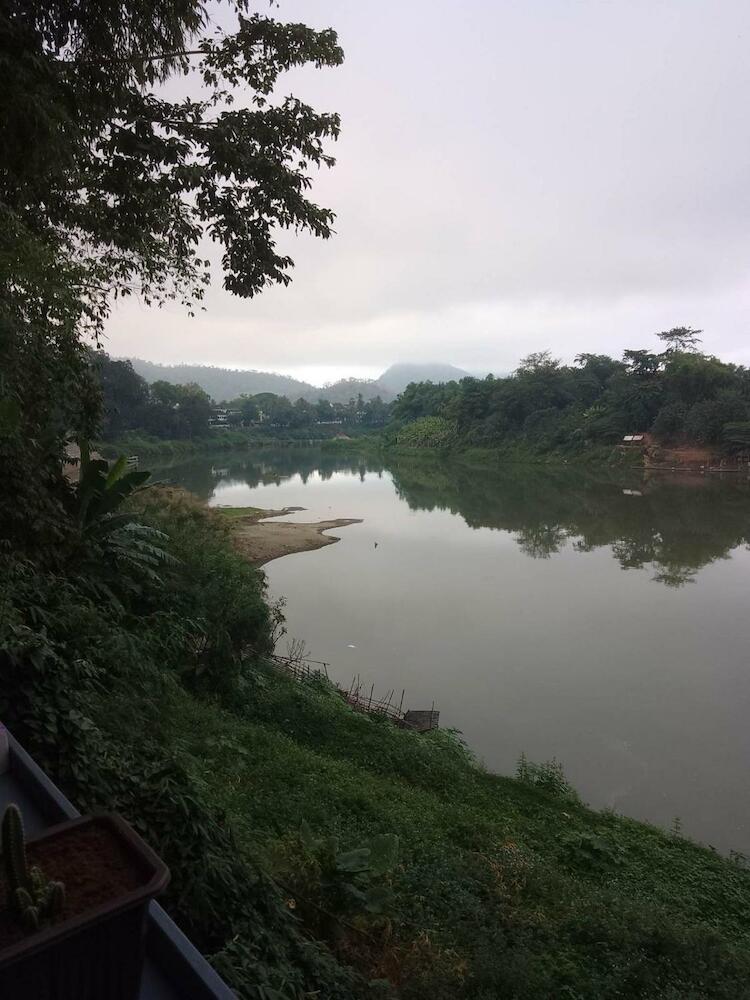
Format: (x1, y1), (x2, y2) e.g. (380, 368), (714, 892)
(0, 396), (20, 435)
(105, 455), (128, 487)
(299, 820), (316, 850)
(363, 885), (393, 915)
(335, 848), (371, 874)
(367, 834), (398, 876)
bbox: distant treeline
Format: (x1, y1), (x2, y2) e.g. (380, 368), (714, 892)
(94, 351), (391, 440)
(97, 329), (750, 455)
(128, 357), (396, 404)
(387, 328), (750, 454)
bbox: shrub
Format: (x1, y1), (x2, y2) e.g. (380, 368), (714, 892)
(515, 753), (579, 802)
(0, 531), (372, 999)
(396, 417), (458, 449)
(133, 487), (278, 697)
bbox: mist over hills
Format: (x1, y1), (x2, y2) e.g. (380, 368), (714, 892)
(127, 359), (471, 403)
(129, 359), (316, 401)
(379, 362), (470, 393)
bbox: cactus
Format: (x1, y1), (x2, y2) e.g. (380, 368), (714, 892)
(1, 804), (66, 932)
(2, 802), (31, 898)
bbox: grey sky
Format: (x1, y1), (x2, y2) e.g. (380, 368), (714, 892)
(104, 0), (750, 384)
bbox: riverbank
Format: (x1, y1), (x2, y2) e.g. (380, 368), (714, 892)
(215, 504), (362, 565)
(99, 427), (639, 469)
(174, 649), (750, 1000)
(98, 427), (380, 460)
(378, 439), (643, 472)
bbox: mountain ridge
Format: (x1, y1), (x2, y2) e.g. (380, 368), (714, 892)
(379, 362), (470, 393)
(126, 359), (470, 403)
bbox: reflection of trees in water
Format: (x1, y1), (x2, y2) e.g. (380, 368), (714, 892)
(151, 448), (384, 501)
(155, 449), (750, 587)
(517, 524), (568, 560)
(388, 457), (750, 587)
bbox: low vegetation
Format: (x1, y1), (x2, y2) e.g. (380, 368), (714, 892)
(394, 415), (459, 450)
(97, 425), (374, 461)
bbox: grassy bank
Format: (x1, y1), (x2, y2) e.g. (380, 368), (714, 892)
(173, 669), (750, 999)
(99, 427), (381, 460)
(97, 430), (252, 459)
(453, 441), (642, 467)
(4, 487), (750, 998)
(382, 438), (642, 469)
(99, 427), (631, 468)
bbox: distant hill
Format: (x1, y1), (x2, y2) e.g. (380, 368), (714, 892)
(129, 360), (314, 400)
(316, 377), (393, 404)
(127, 359), (394, 403)
(378, 362), (470, 394)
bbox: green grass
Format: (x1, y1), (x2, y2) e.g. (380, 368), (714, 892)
(383, 438), (642, 468)
(97, 430), (258, 459)
(320, 434), (384, 453)
(161, 663), (750, 999)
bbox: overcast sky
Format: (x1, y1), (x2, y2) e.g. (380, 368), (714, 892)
(103, 0), (750, 385)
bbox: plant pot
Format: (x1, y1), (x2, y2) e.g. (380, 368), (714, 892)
(0, 813), (170, 1000)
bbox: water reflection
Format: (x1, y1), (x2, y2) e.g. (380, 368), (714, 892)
(387, 457), (750, 586)
(154, 447), (750, 848)
(154, 448), (750, 587)
(154, 448), (385, 500)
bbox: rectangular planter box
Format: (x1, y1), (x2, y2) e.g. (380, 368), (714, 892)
(0, 813), (169, 1000)
(0, 729), (236, 999)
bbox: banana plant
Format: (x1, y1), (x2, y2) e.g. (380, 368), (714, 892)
(66, 442), (173, 602)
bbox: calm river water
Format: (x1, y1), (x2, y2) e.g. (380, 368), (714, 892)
(154, 447), (750, 853)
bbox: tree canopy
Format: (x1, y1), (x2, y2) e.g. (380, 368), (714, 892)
(1, 1), (343, 325)
(387, 333), (750, 455)
(0, 1), (344, 552)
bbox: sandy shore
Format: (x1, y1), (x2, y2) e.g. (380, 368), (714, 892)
(217, 506), (362, 566)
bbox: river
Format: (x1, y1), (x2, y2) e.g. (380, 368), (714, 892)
(153, 446), (750, 853)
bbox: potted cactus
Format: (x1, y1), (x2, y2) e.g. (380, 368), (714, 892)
(0, 803), (169, 1000)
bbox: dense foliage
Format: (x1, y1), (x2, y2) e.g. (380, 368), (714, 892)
(95, 351), (215, 439)
(388, 332), (750, 456)
(394, 416), (458, 450)
(222, 390), (390, 430)
(0, 489), (377, 998)
(94, 350), (390, 440)
(0, 0), (343, 553)
(0, 1), (386, 994)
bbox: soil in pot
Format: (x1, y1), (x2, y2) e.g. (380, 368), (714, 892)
(0, 821), (146, 950)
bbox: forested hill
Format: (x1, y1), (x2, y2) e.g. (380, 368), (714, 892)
(127, 359), (473, 403)
(388, 330), (750, 456)
(379, 362), (471, 393)
(129, 359), (316, 400)
(128, 359), (394, 403)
